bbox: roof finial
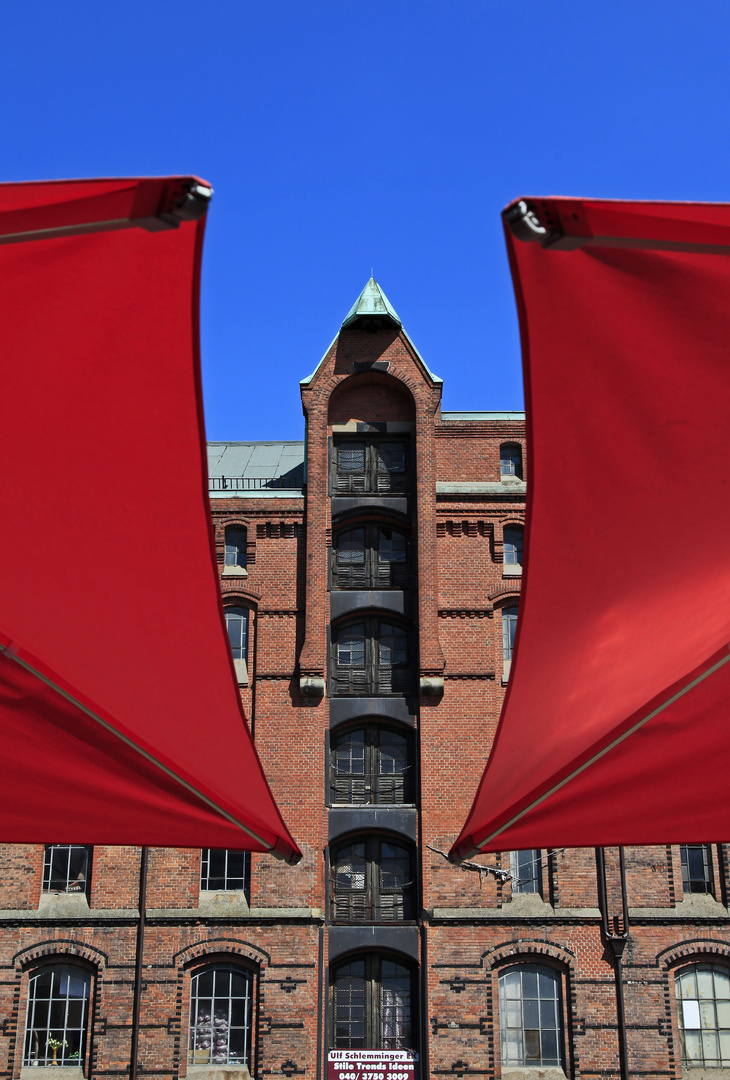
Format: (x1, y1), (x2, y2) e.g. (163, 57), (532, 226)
(371, 266), (374, 280)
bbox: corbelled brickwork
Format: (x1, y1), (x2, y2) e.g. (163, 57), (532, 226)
(0, 282), (727, 1080)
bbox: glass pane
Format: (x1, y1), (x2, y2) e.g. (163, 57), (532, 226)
(524, 1029), (541, 1060)
(339, 443), (366, 473)
(379, 529), (406, 563)
(522, 969), (538, 998)
(338, 530), (366, 565)
(225, 528), (246, 568)
(684, 1031), (702, 1061)
(337, 625), (365, 666)
(379, 731), (407, 774)
(679, 970), (697, 1000)
(683, 1000), (701, 1029)
(716, 1001), (730, 1027)
(716, 970), (730, 999)
(502, 971), (521, 999)
(702, 1029), (719, 1063)
(698, 969), (715, 999)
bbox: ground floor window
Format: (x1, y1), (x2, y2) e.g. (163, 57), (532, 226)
(189, 965), (254, 1068)
(331, 955), (415, 1050)
(24, 965), (90, 1066)
(499, 964), (563, 1068)
(676, 964), (730, 1069)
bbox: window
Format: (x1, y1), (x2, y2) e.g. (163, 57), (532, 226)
(676, 965), (730, 1069)
(331, 726), (414, 805)
(225, 606), (249, 686)
(332, 525), (409, 589)
(224, 526), (247, 571)
(200, 849), (250, 897)
(189, 966), (253, 1068)
(331, 619), (410, 695)
(499, 965), (563, 1069)
(24, 965), (91, 1067)
(331, 955), (415, 1050)
(500, 443), (523, 480)
(504, 525), (524, 574)
(42, 845), (91, 898)
(502, 605), (518, 681)
(681, 844), (714, 896)
(331, 837), (415, 922)
(333, 438), (409, 495)
(510, 850), (542, 895)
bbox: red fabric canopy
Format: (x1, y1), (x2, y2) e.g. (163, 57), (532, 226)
(0, 177), (300, 862)
(452, 198), (730, 859)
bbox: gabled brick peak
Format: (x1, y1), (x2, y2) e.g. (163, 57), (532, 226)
(300, 278), (443, 386)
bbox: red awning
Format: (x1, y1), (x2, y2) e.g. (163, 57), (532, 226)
(0, 177), (300, 863)
(452, 197), (730, 859)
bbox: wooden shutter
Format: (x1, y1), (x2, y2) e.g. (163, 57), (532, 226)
(333, 843), (370, 922)
(334, 441), (367, 494)
(334, 528), (368, 588)
(376, 842), (413, 922)
(374, 441), (408, 494)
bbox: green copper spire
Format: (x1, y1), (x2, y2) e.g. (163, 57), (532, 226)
(341, 276), (402, 328)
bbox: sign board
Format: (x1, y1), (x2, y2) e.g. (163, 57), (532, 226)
(327, 1049), (419, 1080)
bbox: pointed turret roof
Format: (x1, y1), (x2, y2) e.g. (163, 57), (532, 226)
(341, 276), (402, 328)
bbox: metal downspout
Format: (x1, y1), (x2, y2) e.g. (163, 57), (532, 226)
(130, 846), (149, 1080)
(595, 847), (630, 1080)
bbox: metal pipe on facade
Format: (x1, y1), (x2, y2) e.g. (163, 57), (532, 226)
(420, 922), (430, 1080)
(130, 846), (149, 1080)
(595, 847), (630, 1080)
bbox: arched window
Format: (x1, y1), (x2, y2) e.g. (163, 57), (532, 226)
(331, 619), (409, 695)
(42, 845), (91, 898)
(189, 965), (254, 1068)
(330, 725), (414, 805)
(224, 526), (247, 571)
(331, 837), (415, 922)
(500, 442), (523, 480)
(200, 850), (250, 897)
(501, 605), (519, 681)
(676, 965), (730, 1069)
(331, 955), (416, 1050)
(24, 965), (91, 1066)
(499, 965), (563, 1068)
(333, 438), (409, 495)
(224, 606), (249, 686)
(332, 525), (409, 589)
(680, 845), (714, 896)
(503, 525), (524, 573)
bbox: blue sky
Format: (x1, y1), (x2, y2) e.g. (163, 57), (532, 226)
(3, 1), (730, 440)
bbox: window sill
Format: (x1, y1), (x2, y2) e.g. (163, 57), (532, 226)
(502, 659), (511, 685)
(185, 1066), (251, 1080)
(38, 892), (89, 914)
(501, 1069), (566, 1080)
(198, 890), (250, 915)
(222, 566), (247, 578)
(21, 1068), (85, 1078)
(503, 565), (522, 577)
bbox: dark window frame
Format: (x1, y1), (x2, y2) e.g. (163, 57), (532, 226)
(188, 963), (255, 1069)
(224, 606), (249, 662)
(330, 953), (417, 1050)
(200, 849), (251, 898)
(332, 523), (410, 589)
(331, 617), (411, 696)
(330, 835), (417, 923)
(502, 606), (519, 661)
(224, 525), (247, 569)
(500, 442), (524, 480)
(42, 845), (92, 899)
(332, 437), (411, 496)
(503, 525), (524, 567)
(510, 849), (542, 896)
(680, 845), (714, 896)
(330, 724), (415, 806)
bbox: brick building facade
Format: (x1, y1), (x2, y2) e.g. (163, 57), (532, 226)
(0, 279), (728, 1080)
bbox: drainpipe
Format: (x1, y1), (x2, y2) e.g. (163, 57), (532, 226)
(595, 847), (629, 1080)
(420, 923), (430, 1080)
(130, 846), (148, 1080)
